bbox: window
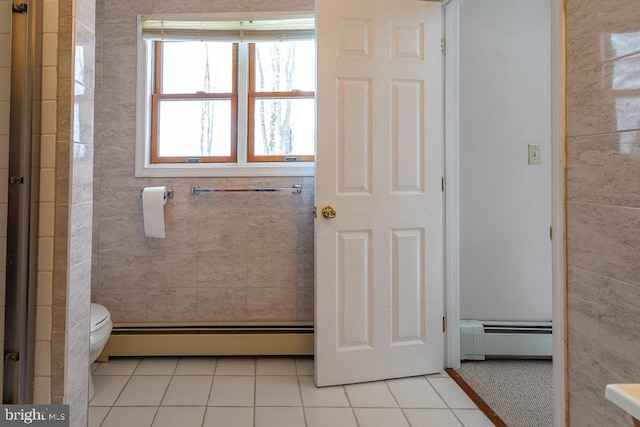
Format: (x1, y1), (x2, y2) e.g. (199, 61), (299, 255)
(152, 41), (238, 163)
(248, 41), (315, 162)
(136, 15), (316, 177)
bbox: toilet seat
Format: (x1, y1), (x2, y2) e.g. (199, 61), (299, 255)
(90, 303), (110, 332)
(89, 303), (113, 401)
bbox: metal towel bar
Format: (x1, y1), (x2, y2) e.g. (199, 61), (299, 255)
(191, 185), (302, 195)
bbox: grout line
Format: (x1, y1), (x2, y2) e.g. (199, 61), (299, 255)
(109, 370), (135, 408)
(341, 383), (363, 427)
(147, 404), (162, 427)
(425, 376), (456, 411)
(211, 356), (218, 376)
(297, 372), (309, 427)
(421, 374), (449, 409)
(253, 359), (258, 426)
(383, 378), (401, 408)
(204, 358), (215, 408)
(96, 406), (111, 427)
(383, 378), (413, 426)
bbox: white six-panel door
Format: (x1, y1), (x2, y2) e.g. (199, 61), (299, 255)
(315, 0), (444, 386)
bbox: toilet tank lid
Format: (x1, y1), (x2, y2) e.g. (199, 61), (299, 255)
(91, 303), (110, 331)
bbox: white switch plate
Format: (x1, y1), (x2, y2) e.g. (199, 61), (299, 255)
(528, 144), (542, 165)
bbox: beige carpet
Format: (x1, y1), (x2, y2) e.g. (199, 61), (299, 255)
(455, 360), (553, 427)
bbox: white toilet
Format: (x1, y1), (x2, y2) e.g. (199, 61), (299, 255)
(89, 303), (113, 401)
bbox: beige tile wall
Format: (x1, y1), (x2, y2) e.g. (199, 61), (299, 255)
(0, 0), (11, 397)
(92, 0), (315, 324)
(64, 0), (95, 421)
(566, 0), (640, 425)
(32, 0), (61, 405)
(43, 0), (96, 424)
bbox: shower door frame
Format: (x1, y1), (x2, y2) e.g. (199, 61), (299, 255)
(4, 0), (41, 404)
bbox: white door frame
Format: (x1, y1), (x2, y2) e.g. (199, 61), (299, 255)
(442, 0), (566, 426)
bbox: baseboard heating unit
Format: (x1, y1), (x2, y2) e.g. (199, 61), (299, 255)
(460, 320), (552, 360)
(99, 323), (314, 361)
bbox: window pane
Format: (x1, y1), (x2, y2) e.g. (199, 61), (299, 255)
(254, 40), (315, 92)
(161, 42), (234, 94)
(253, 98), (314, 156)
(157, 99), (232, 157)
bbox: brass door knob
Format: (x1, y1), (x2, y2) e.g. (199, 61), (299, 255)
(322, 205), (337, 219)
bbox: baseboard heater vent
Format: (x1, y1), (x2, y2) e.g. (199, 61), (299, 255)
(460, 320), (552, 360)
(100, 324), (314, 360)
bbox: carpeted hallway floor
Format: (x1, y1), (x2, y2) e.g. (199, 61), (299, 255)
(455, 360), (553, 427)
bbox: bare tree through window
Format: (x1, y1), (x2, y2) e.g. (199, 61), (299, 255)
(256, 43), (296, 155)
(200, 43), (214, 156)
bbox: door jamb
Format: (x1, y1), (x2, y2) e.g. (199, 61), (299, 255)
(443, 0), (461, 372)
(549, 0), (567, 424)
(442, 0), (566, 426)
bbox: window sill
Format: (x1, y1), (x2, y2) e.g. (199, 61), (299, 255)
(134, 162), (314, 178)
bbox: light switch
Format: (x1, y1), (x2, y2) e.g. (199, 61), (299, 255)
(528, 144), (541, 165)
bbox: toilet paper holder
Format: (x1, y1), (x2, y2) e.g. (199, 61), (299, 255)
(139, 189), (173, 200)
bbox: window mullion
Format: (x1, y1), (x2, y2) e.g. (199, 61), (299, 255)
(236, 42), (250, 167)
(154, 41), (163, 93)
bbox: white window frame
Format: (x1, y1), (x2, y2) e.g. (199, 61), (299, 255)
(134, 12), (315, 177)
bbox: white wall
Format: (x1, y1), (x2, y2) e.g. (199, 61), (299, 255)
(459, 0), (552, 321)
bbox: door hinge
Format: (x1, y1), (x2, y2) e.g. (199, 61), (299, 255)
(313, 207), (317, 218)
(12, 3), (27, 13)
(442, 317), (446, 333)
(441, 37), (445, 55)
(550, 226), (552, 240)
(9, 177), (25, 184)
(441, 177), (445, 192)
(5, 352), (19, 362)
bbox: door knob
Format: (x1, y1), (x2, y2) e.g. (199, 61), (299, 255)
(322, 205), (337, 219)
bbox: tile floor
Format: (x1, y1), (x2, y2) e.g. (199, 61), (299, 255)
(89, 356), (493, 427)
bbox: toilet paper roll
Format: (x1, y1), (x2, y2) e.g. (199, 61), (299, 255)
(142, 186), (167, 238)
